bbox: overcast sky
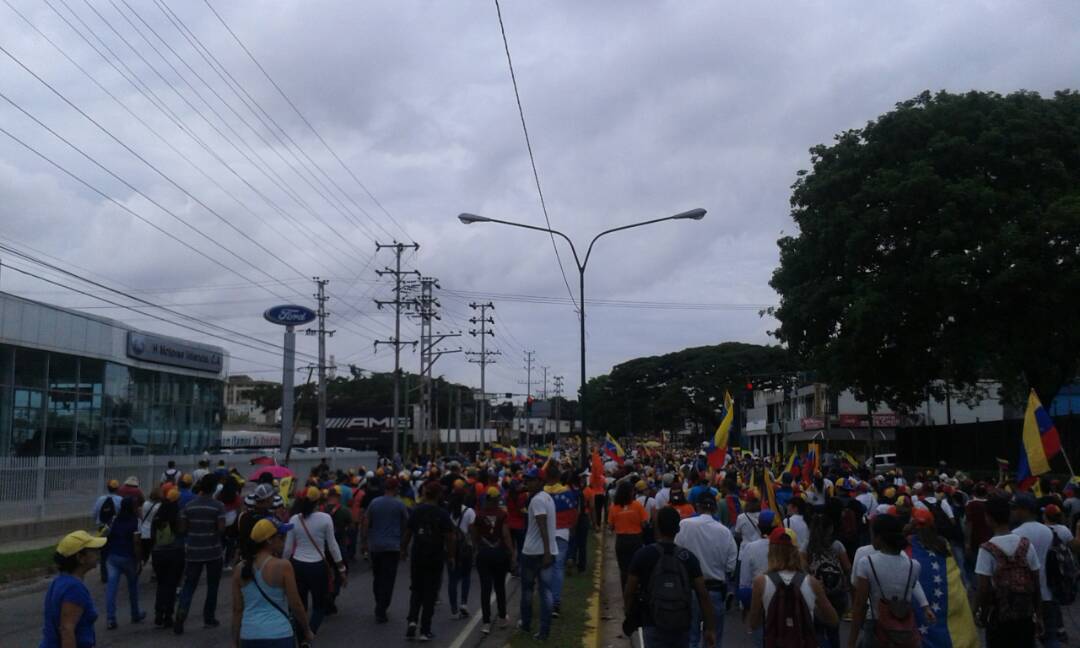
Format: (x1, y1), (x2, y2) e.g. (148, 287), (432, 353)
(1, 1), (1077, 399)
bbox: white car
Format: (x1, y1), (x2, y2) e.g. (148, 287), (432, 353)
(866, 453), (897, 472)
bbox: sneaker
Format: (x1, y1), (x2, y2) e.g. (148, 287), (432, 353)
(459, 606), (470, 619)
(499, 616), (510, 629)
(161, 615), (173, 629)
(405, 622), (417, 639)
(517, 620), (530, 633)
(375, 614), (389, 624)
(841, 610), (852, 622)
(107, 620), (118, 630)
(480, 623), (492, 635)
(418, 633), (434, 642)
(172, 613), (185, 636)
(450, 608), (459, 618)
(552, 605), (561, 619)
(132, 612), (146, 624)
(153, 612), (163, 627)
(203, 618), (220, 628)
(533, 632), (549, 640)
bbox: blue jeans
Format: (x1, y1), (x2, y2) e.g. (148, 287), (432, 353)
(644, 625), (690, 648)
(690, 588), (725, 648)
(447, 550), (473, 613)
(519, 554), (554, 638)
(177, 558), (223, 623)
(105, 555), (142, 622)
(551, 537), (569, 607)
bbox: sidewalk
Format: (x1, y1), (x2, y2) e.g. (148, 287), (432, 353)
(598, 530), (638, 648)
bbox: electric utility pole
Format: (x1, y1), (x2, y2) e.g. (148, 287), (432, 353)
(541, 366), (549, 400)
(520, 350), (535, 446)
(373, 241), (419, 458)
(305, 278), (334, 451)
(413, 276), (461, 456)
(466, 302), (498, 450)
(553, 374), (564, 446)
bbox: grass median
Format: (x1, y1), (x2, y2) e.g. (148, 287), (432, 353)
(509, 536), (603, 648)
(0, 545), (55, 584)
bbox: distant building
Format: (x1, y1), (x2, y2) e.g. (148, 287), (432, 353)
(0, 291), (227, 456)
(226, 375), (279, 426)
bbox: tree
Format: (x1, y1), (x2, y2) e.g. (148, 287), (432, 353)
(249, 382), (283, 414)
(582, 342), (796, 435)
(769, 90), (1080, 408)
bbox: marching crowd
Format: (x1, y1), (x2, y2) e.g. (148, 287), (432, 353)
(36, 445), (1080, 648)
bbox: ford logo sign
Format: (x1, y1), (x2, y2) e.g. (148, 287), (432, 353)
(264, 305), (317, 326)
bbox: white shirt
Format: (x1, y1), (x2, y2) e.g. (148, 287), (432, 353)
(139, 501), (161, 539)
(855, 492), (876, 513)
(854, 553), (928, 619)
(762, 571), (817, 619)
(914, 497), (954, 519)
(1013, 521), (1054, 601)
(974, 533), (1041, 591)
(284, 512), (343, 563)
(523, 491), (558, 556)
(636, 495), (657, 520)
(734, 512), (761, 543)
(1050, 523), (1074, 544)
(738, 538), (770, 591)
(452, 507), (476, 543)
(676, 515), (737, 583)
(654, 487), (671, 511)
(192, 468), (210, 483)
(786, 514), (810, 551)
(850, 545), (879, 585)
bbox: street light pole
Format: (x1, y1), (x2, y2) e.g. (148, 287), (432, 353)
(458, 208), (706, 470)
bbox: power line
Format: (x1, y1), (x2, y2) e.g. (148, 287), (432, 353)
(202, 0), (413, 243)
(492, 0), (578, 313)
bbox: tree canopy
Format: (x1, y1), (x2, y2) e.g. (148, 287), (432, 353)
(581, 342), (795, 435)
(769, 90), (1080, 408)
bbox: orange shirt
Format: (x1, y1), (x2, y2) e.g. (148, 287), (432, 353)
(671, 503), (695, 519)
(609, 500), (647, 535)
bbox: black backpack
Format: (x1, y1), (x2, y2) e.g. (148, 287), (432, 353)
(646, 545), (693, 632)
(98, 496), (117, 528)
(450, 511), (474, 564)
(808, 549), (847, 613)
(412, 506), (445, 563)
(928, 500), (962, 544)
(1046, 529), (1079, 605)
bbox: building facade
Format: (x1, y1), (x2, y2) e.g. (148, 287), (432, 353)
(226, 374), (279, 425)
(0, 292), (228, 457)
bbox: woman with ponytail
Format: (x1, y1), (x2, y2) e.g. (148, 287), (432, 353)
(231, 517), (313, 648)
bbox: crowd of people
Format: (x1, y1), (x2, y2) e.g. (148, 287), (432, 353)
(37, 444), (1080, 648)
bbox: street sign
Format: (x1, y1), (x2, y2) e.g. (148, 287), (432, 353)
(263, 304), (317, 326)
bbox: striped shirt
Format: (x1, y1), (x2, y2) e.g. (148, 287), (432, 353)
(181, 496), (225, 562)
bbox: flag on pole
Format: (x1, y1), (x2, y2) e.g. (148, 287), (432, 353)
(761, 468), (780, 514)
(783, 448), (800, 477)
(1017, 389), (1062, 489)
(602, 433), (625, 465)
(802, 443), (820, 484)
(707, 391), (734, 468)
(589, 451), (606, 492)
(838, 450), (860, 469)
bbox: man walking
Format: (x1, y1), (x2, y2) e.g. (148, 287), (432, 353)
(401, 481), (454, 642)
(519, 467), (556, 640)
(174, 474), (225, 635)
(676, 494), (737, 648)
(364, 477), (409, 624)
(92, 479), (122, 583)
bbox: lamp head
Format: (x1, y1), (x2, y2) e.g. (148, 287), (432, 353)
(672, 208), (707, 221)
(458, 213), (492, 225)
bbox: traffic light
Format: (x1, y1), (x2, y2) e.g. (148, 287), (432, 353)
(526, 396), (535, 416)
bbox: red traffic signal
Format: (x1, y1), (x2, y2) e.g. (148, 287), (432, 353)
(745, 382), (753, 391)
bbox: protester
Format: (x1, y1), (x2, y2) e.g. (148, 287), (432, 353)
(785, 495), (810, 551)
(519, 467), (556, 640)
(138, 487), (161, 566)
(624, 506), (717, 648)
(401, 480), (454, 642)
(174, 474), (227, 635)
(905, 507), (979, 648)
(608, 479), (647, 590)
(150, 488), (184, 629)
(975, 495), (1041, 648)
(363, 476), (409, 623)
(231, 517), (314, 648)
(104, 497), (144, 630)
(474, 485), (515, 635)
(1010, 492), (1060, 647)
(284, 486), (345, 635)
(446, 485), (476, 619)
(91, 479), (121, 583)
(40, 531), (106, 648)
(738, 509), (778, 645)
(748, 526), (839, 646)
(117, 476), (145, 508)
(805, 513), (851, 648)
(675, 492), (737, 648)
(323, 487), (353, 615)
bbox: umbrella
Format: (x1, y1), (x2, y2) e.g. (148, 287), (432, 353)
(249, 465), (294, 481)
(249, 455), (276, 466)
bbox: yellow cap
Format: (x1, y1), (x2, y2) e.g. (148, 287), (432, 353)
(305, 486), (321, 501)
(453, 479), (465, 490)
(180, 473), (193, 485)
(165, 488), (180, 502)
(486, 486), (501, 498)
(635, 480), (647, 492)
(107, 479), (120, 489)
(57, 530), (107, 557)
(251, 518), (292, 543)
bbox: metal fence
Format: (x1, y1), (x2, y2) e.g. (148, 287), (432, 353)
(0, 450), (378, 525)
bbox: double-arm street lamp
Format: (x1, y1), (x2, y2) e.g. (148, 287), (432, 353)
(457, 208), (707, 469)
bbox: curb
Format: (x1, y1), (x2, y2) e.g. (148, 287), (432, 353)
(582, 527), (605, 648)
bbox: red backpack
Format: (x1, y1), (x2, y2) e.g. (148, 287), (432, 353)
(981, 537), (1037, 623)
(868, 557), (919, 648)
(764, 572), (816, 648)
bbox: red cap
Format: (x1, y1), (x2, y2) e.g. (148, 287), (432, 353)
(769, 527), (798, 546)
(911, 508), (934, 528)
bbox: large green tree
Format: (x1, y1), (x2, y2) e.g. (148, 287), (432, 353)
(582, 342), (796, 435)
(770, 90), (1080, 408)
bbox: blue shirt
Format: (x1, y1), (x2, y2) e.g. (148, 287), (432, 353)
(40, 573), (97, 648)
(106, 516), (139, 559)
(240, 567), (293, 640)
(178, 488), (196, 509)
(366, 495), (409, 552)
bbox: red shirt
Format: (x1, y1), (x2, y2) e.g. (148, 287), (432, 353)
(505, 490), (528, 531)
(965, 499), (991, 552)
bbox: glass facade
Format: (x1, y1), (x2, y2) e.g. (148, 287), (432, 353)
(0, 344), (223, 456)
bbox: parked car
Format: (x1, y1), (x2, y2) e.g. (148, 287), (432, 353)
(865, 453), (897, 471)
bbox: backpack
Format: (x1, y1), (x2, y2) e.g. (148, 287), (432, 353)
(98, 496), (117, 528)
(451, 511), (474, 564)
(981, 537), (1037, 624)
(868, 557), (919, 648)
(1045, 530), (1079, 605)
(646, 545), (693, 632)
(412, 506), (445, 563)
(763, 572), (816, 648)
(808, 548), (847, 613)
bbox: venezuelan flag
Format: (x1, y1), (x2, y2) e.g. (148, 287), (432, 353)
(801, 443), (820, 484)
(707, 391), (734, 468)
(838, 450), (860, 469)
(783, 448), (800, 477)
(761, 468), (780, 514)
(1017, 389), (1062, 489)
(602, 433), (625, 465)
(544, 483), (580, 529)
(905, 535), (978, 648)
(491, 444), (512, 461)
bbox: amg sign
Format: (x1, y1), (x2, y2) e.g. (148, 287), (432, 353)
(327, 416), (408, 429)
(306, 408), (412, 453)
